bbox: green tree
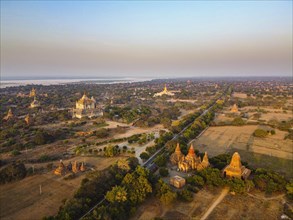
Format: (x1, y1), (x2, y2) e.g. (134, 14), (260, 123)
(159, 168), (169, 177)
(140, 152), (150, 160)
(105, 186), (128, 203)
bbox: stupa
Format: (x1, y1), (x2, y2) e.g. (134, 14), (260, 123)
(3, 108), (14, 121)
(24, 114), (32, 125)
(223, 152), (251, 179)
(197, 152), (210, 170)
(30, 96), (40, 108)
(72, 161), (80, 173)
(170, 143), (184, 165)
(230, 104), (239, 113)
(54, 160), (66, 176)
(29, 88), (36, 97)
(80, 162), (86, 172)
(153, 84), (175, 97)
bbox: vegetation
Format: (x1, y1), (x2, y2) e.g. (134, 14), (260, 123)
(253, 129), (268, 138)
(0, 162), (27, 184)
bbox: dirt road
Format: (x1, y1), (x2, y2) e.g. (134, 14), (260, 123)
(200, 187), (230, 220)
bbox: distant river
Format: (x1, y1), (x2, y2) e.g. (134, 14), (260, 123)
(0, 77), (153, 88)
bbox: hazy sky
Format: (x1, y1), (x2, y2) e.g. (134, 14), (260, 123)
(1, 1), (292, 79)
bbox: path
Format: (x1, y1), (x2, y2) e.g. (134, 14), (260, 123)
(200, 187), (230, 220)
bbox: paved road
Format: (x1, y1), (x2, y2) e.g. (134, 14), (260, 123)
(200, 187), (230, 220)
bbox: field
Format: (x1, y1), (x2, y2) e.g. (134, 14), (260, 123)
(132, 188), (284, 220)
(192, 125), (293, 178)
(0, 156), (124, 220)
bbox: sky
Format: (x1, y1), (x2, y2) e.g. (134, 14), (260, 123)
(1, 1), (292, 79)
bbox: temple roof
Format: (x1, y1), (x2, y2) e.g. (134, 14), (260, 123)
(77, 93), (95, 105)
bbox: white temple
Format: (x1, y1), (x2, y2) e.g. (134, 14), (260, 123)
(153, 85), (175, 97)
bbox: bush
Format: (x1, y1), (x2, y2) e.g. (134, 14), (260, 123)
(140, 152), (150, 160)
(177, 189), (193, 202)
(159, 168), (169, 177)
(253, 129), (268, 138)
(11, 149), (21, 156)
(0, 162), (27, 184)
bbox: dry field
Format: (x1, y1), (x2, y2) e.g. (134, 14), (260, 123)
(192, 125), (293, 177)
(232, 92), (248, 99)
(132, 188), (221, 220)
(208, 193), (283, 220)
(0, 156), (124, 220)
(132, 187), (284, 220)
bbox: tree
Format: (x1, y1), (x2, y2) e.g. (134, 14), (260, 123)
(253, 129), (268, 138)
(117, 159), (130, 172)
(105, 186), (128, 203)
(159, 168), (169, 177)
(286, 180), (293, 200)
(104, 145), (119, 157)
(122, 167), (152, 205)
(140, 152), (150, 161)
(186, 175), (204, 188)
(177, 189), (193, 202)
(155, 179), (177, 205)
(232, 117), (245, 126)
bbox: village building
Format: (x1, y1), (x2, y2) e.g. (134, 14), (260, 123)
(153, 85), (175, 97)
(223, 152), (251, 180)
(170, 175), (186, 188)
(30, 96), (40, 108)
(54, 160), (66, 176)
(3, 108), (14, 121)
(72, 93), (103, 119)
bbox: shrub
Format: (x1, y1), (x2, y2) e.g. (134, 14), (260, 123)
(159, 168), (169, 177)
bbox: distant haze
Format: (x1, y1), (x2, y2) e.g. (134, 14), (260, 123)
(1, 1), (292, 79)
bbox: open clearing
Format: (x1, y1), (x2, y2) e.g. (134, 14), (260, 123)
(0, 156), (124, 220)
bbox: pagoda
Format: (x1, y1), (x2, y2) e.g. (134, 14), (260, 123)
(29, 88), (36, 97)
(170, 143), (184, 165)
(223, 152), (251, 179)
(24, 114), (32, 125)
(153, 84), (175, 97)
(80, 162), (86, 172)
(30, 96), (40, 108)
(197, 152), (210, 170)
(72, 161), (80, 173)
(3, 108), (14, 121)
(230, 104), (239, 113)
(54, 160), (66, 176)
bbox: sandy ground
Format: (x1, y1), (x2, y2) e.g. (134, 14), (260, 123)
(0, 156), (124, 220)
(207, 192), (284, 220)
(232, 92), (247, 99)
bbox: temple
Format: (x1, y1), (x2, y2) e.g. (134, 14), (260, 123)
(170, 143), (210, 172)
(230, 104), (239, 113)
(29, 88), (36, 97)
(153, 84), (175, 97)
(72, 93), (103, 119)
(30, 96), (40, 108)
(170, 175), (186, 188)
(3, 108), (14, 121)
(223, 152), (251, 180)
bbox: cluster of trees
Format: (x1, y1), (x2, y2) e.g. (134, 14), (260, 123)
(253, 168), (287, 194)
(49, 158), (139, 220)
(0, 162), (27, 184)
